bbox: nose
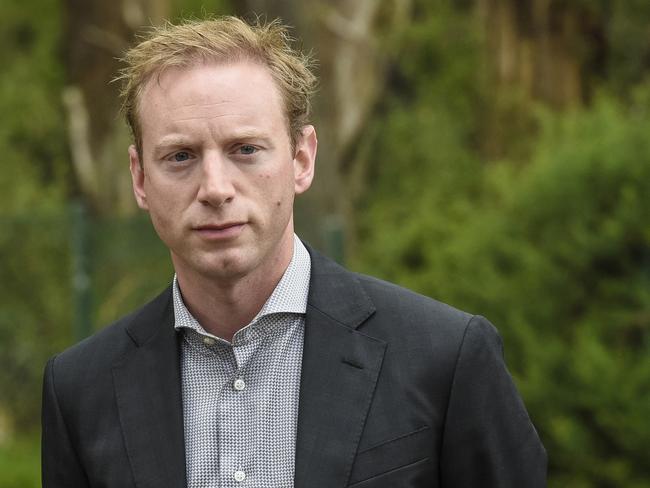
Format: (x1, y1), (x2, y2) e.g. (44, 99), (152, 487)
(196, 152), (236, 207)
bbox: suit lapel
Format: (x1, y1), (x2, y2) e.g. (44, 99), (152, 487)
(112, 288), (187, 488)
(109, 251), (384, 488)
(295, 249), (387, 488)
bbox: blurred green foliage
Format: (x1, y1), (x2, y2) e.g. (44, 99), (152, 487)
(0, 0), (68, 212)
(0, 436), (39, 488)
(0, 0), (68, 441)
(353, 2), (650, 486)
(1, 0), (649, 486)
(356, 96), (650, 486)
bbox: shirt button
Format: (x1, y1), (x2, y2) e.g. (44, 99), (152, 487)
(234, 470), (246, 482)
(233, 378), (246, 391)
(202, 337), (215, 346)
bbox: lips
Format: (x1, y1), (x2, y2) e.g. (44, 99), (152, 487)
(194, 222), (245, 231)
(193, 222), (246, 239)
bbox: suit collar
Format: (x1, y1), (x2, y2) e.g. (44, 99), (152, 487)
(113, 247), (385, 488)
(123, 286), (174, 346)
(304, 244), (376, 328)
(113, 288), (187, 488)
(295, 246), (386, 487)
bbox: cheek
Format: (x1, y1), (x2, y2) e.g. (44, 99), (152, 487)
(148, 211), (173, 247)
(145, 175), (194, 210)
(143, 185), (183, 232)
(255, 169), (291, 194)
(250, 167), (295, 213)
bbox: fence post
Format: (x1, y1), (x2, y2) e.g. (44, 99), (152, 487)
(70, 200), (92, 341)
(322, 215), (345, 265)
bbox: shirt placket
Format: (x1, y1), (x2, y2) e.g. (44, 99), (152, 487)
(182, 337), (235, 488)
(218, 329), (262, 487)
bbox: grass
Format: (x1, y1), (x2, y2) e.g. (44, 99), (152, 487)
(0, 434), (40, 488)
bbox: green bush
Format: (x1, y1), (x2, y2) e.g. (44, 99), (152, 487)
(354, 94), (650, 486)
(0, 435), (40, 488)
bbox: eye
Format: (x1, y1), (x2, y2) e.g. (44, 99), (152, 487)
(172, 151), (192, 162)
(238, 145), (257, 155)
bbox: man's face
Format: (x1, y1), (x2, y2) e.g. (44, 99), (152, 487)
(129, 60), (316, 282)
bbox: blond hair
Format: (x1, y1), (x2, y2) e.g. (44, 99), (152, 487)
(117, 16), (317, 156)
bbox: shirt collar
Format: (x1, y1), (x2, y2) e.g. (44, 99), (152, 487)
(172, 234), (311, 339)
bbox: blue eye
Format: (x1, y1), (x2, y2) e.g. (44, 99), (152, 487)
(173, 151), (191, 162)
(239, 145), (257, 155)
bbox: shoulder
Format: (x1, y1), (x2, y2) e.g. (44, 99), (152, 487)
(306, 243), (481, 349)
(355, 272), (472, 325)
(349, 271), (509, 397)
(353, 271), (478, 345)
(47, 286), (173, 387)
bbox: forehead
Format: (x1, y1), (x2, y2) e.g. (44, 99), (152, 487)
(136, 60), (287, 136)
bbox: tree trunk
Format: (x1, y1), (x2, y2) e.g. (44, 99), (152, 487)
(478, 0), (591, 107)
(62, 0), (171, 214)
(476, 0), (605, 159)
(477, 0), (606, 159)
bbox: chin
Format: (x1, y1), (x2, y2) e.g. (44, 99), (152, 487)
(195, 251), (254, 280)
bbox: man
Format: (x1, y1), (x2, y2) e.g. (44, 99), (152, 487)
(42, 16), (546, 488)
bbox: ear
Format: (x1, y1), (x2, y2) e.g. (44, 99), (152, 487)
(129, 145), (149, 210)
(293, 125), (317, 195)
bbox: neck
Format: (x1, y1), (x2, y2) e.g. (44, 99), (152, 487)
(175, 233), (295, 342)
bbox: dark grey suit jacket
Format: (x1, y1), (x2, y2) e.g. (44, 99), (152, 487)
(42, 247), (546, 487)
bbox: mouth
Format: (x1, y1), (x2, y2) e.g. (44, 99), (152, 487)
(193, 222), (246, 240)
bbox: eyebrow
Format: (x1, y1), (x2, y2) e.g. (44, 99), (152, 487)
(223, 129), (272, 142)
(152, 129), (274, 154)
(154, 136), (194, 148)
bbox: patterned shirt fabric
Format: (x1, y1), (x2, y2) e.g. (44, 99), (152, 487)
(173, 235), (311, 488)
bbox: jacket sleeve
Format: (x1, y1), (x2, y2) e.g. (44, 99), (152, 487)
(42, 356), (90, 488)
(439, 316), (547, 487)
